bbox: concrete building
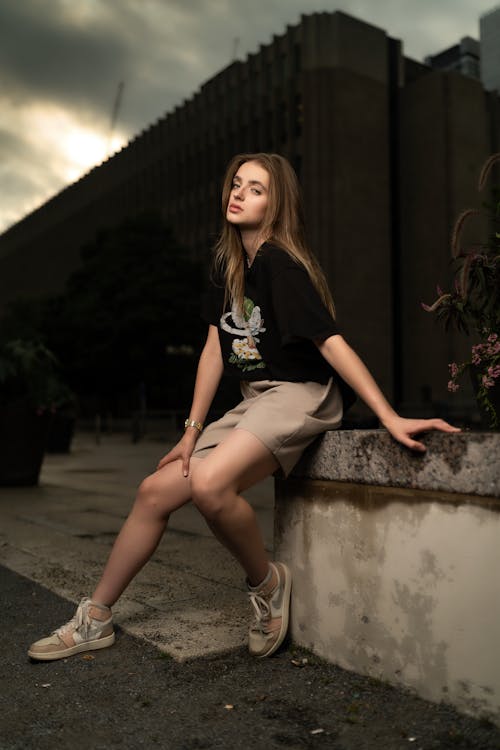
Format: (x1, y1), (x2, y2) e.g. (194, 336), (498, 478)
(0, 10), (499, 417)
(480, 5), (500, 92)
(424, 36), (480, 80)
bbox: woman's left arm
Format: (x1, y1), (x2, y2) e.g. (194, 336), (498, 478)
(316, 335), (461, 451)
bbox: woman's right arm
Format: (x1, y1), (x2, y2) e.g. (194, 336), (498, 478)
(157, 325), (223, 476)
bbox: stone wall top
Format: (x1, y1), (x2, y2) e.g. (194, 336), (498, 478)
(291, 430), (500, 498)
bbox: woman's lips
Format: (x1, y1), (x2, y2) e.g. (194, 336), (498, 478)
(228, 204), (243, 212)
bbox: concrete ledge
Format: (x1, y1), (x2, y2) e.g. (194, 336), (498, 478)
(275, 430), (500, 725)
(291, 430), (500, 498)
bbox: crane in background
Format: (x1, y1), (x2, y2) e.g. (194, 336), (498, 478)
(107, 80), (124, 157)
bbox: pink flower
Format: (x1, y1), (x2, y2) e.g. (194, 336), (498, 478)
(471, 342), (489, 365)
(447, 333), (499, 398)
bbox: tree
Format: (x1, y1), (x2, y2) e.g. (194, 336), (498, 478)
(41, 213), (204, 414)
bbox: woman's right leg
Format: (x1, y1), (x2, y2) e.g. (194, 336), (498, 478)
(91, 457), (202, 607)
(28, 457), (201, 661)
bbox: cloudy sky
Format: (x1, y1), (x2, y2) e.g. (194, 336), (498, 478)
(0, 0), (496, 234)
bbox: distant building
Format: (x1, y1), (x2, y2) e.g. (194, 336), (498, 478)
(0, 11), (499, 417)
(480, 5), (500, 92)
(424, 36), (480, 80)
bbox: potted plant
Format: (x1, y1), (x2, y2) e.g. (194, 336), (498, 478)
(45, 403), (77, 453)
(0, 339), (76, 485)
(422, 153), (500, 429)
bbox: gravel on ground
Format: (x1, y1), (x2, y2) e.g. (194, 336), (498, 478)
(1, 565), (499, 750)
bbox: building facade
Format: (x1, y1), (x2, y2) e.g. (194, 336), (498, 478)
(480, 5), (500, 92)
(424, 36), (480, 80)
(0, 11), (499, 417)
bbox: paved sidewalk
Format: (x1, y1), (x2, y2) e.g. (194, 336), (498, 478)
(0, 431), (274, 660)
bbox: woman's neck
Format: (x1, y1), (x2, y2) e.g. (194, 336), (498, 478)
(240, 228), (267, 264)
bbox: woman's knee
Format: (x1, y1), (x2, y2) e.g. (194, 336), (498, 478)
(190, 464), (232, 520)
(134, 473), (170, 520)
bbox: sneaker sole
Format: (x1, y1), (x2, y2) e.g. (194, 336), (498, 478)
(257, 562), (292, 659)
(28, 632), (115, 661)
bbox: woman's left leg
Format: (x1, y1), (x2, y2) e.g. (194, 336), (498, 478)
(190, 427), (292, 658)
(190, 427), (278, 586)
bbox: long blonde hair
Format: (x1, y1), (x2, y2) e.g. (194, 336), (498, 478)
(212, 152), (336, 319)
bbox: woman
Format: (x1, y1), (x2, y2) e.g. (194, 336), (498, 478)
(28, 153), (460, 661)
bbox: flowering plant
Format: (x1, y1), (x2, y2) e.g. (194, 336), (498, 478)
(447, 334), (500, 427)
(422, 153), (500, 429)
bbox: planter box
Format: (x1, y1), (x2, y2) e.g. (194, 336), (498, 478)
(46, 414), (76, 453)
(0, 402), (51, 486)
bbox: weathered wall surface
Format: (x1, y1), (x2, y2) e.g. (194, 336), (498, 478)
(275, 431), (500, 724)
(291, 430), (500, 497)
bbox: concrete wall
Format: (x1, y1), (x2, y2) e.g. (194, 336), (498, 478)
(275, 431), (500, 725)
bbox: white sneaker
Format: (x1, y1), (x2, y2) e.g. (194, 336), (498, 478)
(247, 562), (292, 658)
(28, 597), (115, 661)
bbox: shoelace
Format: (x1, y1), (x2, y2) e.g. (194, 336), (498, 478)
(248, 592), (271, 633)
(54, 597), (93, 639)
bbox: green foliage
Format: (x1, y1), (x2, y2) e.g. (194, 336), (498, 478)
(0, 298), (46, 342)
(0, 213), (205, 412)
(0, 339), (75, 412)
(422, 190), (500, 336)
(243, 297), (254, 321)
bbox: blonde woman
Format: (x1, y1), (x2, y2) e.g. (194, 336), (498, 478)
(28, 153), (460, 661)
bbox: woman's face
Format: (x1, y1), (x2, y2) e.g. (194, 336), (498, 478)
(226, 160), (270, 229)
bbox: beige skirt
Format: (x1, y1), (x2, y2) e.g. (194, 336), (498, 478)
(192, 377), (343, 478)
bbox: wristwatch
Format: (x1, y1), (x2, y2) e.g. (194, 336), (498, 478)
(184, 419), (203, 433)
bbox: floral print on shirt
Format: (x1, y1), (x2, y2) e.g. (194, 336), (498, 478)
(220, 297), (267, 373)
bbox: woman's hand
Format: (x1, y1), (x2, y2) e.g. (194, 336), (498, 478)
(381, 415), (461, 452)
(156, 324), (222, 478)
(156, 429), (200, 477)
(315, 336), (462, 451)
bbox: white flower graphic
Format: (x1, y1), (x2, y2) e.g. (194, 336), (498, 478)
(221, 297), (266, 365)
(232, 337), (262, 360)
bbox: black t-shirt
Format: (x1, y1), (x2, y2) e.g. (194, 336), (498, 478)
(201, 243), (356, 411)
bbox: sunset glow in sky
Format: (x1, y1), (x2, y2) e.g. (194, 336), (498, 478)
(0, 0), (496, 234)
